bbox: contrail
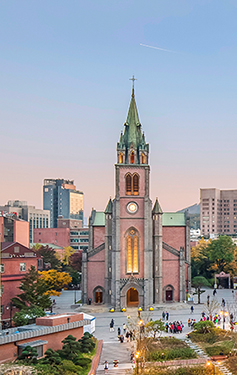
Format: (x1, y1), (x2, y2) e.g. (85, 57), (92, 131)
(140, 43), (177, 53)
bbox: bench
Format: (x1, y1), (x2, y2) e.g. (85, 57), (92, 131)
(210, 355), (228, 361)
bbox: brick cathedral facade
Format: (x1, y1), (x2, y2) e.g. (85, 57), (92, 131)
(82, 87), (191, 309)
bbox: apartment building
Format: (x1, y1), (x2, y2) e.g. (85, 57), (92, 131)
(200, 188), (237, 236)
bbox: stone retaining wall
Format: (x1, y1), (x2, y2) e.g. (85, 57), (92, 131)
(88, 340), (103, 375)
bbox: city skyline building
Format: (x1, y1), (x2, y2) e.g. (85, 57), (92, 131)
(0, 200), (50, 245)
(200, 188), (237, 236)
(43, 179), (83, 228)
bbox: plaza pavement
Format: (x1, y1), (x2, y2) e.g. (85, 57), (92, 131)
(52, 288), (237, 374)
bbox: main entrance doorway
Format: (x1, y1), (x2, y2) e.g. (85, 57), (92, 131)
(95, 290), (103, 303)
(127, 288), (139, 307)
(165, 285), (174, 302)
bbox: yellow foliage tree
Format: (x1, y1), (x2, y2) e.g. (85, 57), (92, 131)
(62, 246), (76, 265)
(39, 270), (72, 297)
(191, 237), (212, 261)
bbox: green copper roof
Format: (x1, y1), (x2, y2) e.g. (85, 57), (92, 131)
(105, 198), (112, 214)
(162, 213), (186, 226)
(93, 212), (105, 226)
(152, 199), (163, 214)
(117, 87), (149, 163)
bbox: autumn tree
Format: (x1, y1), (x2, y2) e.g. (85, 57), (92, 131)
(191, 238), (212, 279)
(69, 252), (82, 272)
(62, 246), (76, 266)
(39, 269), (72, 296)
(203, 299), (220, 321)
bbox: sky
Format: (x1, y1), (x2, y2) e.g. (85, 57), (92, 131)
(1, 0), (237, 221)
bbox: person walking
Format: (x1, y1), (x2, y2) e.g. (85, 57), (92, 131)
(166, 311), (169, 321)
(123, 323), (126, 334)
(162, 311), (165, 320)
(191, 306), (194, 314)
(118, 327), (121, 336)
(104, 361), (108, 372)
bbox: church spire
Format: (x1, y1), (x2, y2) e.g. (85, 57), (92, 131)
(117, 76), (149, 164)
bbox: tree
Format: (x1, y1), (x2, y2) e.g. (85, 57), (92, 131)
(13, 306), (45, 326)
(33, 245), (61, 270)
(41, 348), (61, 367)
(191, 238), (212, 279)
(203, 299), (220, 321)
(192, 276), (211, 304)
(193, 320), (214, 334)
(69, 252), (82, 272)
(208, 236), (235, 274)
(17, 345), (38, 364)
(58, 335), (81, 361)
(12, 266), (52, 310)
(64, 266), (81, 286)
(78, 332), (95, 353)
(146, 319), (165, 338)
(39, 269), (72, 296)
(62, 246), (76, 266)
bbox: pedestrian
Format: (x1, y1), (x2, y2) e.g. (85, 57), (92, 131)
(162, 311), (165, 320)
(166, 311), (169, 321)
(130, 352), (134, 362)
(188, 318), (191, 327)
(191, 306), (194, 314)
(109, 322), (113, 332)
(104, 361), (108, 372)
(120, 335), (124, 343)
(123, 323), (126, 333)
(126, 331), (130, 342)
(118, 327), (121, 336)
(213, 289), (217, 296)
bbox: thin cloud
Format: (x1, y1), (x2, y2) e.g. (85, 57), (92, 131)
(140, 43), (177, 53)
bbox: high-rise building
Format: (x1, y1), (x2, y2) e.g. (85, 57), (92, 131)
(0, 201), (50, 244)
(200, 188), (237, 236)
(43, 179), (83, 228)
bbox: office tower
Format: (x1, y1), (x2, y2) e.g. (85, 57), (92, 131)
(43, 179), (83, 228)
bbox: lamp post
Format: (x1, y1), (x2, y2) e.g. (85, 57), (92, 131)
(206, 361), (215, 374)
(220, 310), (228, 330)
(135, 351), (140, 374)
(138, 319), (143, 342)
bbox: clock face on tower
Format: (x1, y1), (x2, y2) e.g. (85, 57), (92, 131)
(127, 202), (138, 214)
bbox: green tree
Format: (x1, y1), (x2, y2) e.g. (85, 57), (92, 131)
(13, 306), (45, 326)
(207, 236), (235, 273)
(193, 320), (215, 334)
(17, 345), (38, 364)
(12, 266), (52, 310)
(41, 348), (61, 367)
(34, 245), (61, 270)
(192, 276), (211, 304)
(78, 332), (95, 353)
(58, 335), (81, 361)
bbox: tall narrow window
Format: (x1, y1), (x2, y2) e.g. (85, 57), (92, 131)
(130, 151), (135, 164)
(142, 153), (145, 164)
(133, 174), (139, 195)
(126, 174), (132, 195)
(120, 152), (123, 164)
(126, 229), (139, 274)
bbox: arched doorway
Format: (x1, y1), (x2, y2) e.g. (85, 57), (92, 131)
(93, 286), (104, 304)
(127, 288), (139, 307)
(165, 285), (174, 302)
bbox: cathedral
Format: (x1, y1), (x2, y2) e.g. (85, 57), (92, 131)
(82, 84), (191, 309)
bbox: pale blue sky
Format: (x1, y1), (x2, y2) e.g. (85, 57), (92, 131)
(1, 0), (237, 219)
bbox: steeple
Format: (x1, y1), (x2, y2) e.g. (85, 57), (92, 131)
(152, 198), (163, 214)
(117, 77), (149, 165)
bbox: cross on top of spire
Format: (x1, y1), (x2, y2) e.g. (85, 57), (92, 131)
(129, 75), (137, 97)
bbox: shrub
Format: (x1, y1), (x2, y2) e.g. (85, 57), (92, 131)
(193, 321), (215, 334)
(17, 345), (38, 364)
(78, 333), (95, 353)
(147, 348), (197, 362)
(74, 356), (92, 367)
(205, 341), (233, 356)
(190, 328), (229, 344)
(60, 360), (81, 373)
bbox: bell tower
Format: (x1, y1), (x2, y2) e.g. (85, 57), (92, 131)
(110, 77), (153, 310)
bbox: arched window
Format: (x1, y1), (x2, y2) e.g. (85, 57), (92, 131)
(120, 152), (123, 164)
(130, 151), (135, 164)
(125, 174), (132, 195)
(142, 153), (145, 164)
(126, 228), (139, 274)
(133, 174), (139, 195)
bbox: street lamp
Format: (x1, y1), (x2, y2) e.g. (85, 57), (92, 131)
(220, 311), (228, 330)
(206, 361), (215, 374)
(135, 351), (140, 374)
(138, 319), (143, 342)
